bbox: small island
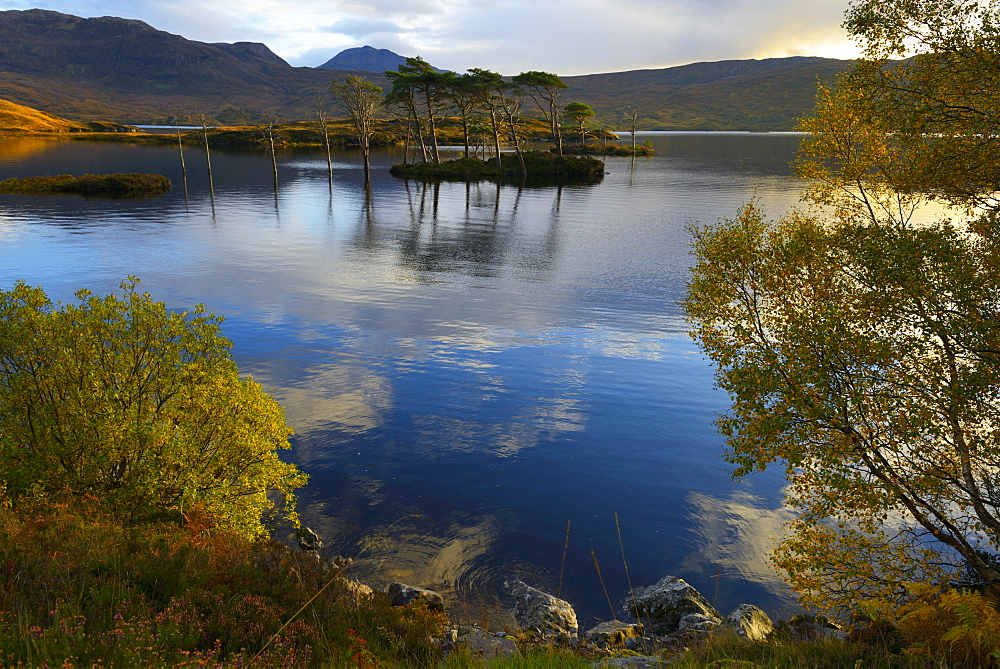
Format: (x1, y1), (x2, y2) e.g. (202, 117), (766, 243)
(0, 173), (172, 198)
(389, 151), (606, 183)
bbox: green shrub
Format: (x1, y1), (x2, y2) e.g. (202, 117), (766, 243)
(0, 278), (306, 538)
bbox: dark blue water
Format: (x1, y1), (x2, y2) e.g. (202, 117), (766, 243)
(0, 132), (805, 626)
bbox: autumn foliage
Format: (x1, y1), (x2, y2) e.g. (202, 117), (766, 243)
(0, 279), (306, 538)
(686, 0), (1000, 621)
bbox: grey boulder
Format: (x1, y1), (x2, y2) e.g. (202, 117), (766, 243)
(620, 576), (720, 634)
(506, 579), (578, 641)
(386, 582), (445, 611)
(722, 603), (774, 641)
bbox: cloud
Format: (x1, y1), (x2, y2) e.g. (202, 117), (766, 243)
(322, 17), (408, 37)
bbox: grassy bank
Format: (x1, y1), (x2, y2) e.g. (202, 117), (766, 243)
(560, 143), (655, 157)
(0, 496), (445, 666)
(0, 495), (982, 667)
(0, 173), (172, 198)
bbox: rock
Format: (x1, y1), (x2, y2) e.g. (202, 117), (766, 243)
(773, 613), (843, 642)
(594, 657), (669, 667)
(722, 603), (774, 641)
(678, 612), (721, 633)
(341, 579), (375, 603)
(620, 576), (720, 634)
(583, 620), (645, 649)
(332, 555), (354, 570)
(386, 582), (445, 611)
(296, 526), (323, 552)
(454, 625), (517, 660)
(506, 579), (578, 641)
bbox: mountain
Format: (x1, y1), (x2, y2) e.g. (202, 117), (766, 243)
(0, 9), (386, 123)
(317, 46), (408, 73)
(563, 57), (851, 130)
(211, 42), (290, 69)
(0, 9), (851, 129)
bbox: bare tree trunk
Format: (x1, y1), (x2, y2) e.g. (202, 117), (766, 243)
(176, 127), (187, 181)
(268, 132), (279, 189)
(200, 117), (214, 194)
(321, 124), (333, 188)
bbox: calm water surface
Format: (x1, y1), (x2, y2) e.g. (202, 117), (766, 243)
(0, 132), (805, 625)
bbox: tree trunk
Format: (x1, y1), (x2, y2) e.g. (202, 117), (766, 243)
(489, 107), (503, 172)
(414, 113), (429, 162)
(401, 116), (412, 165)
(506, 112), (526, 178)
(322, 125), (333, 188)
(424, 89), (440, 164)
(461, 114), (470, 159)
(268, 132), (278, 189)
(176, 128), (187, 181)
(201, 124), (214, 193)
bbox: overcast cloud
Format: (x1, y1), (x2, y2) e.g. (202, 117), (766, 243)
(7, 0), (861, 74)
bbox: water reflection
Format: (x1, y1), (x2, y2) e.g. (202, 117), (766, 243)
(0, 133), (808, 621)
(0, 137), (66, 163)
(680, 491), (797, 616)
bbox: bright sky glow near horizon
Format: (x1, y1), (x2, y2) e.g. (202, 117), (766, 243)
(5, 0), (863, 75)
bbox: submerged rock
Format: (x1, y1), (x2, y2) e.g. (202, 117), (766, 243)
(506, 579), (578, 641)
(386, 582), (445, 611)
(620, 576), (720, 634)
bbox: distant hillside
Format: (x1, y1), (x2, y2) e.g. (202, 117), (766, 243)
(0, 98), (86, 132)
(0, 9), (850, 129)
(564, 57), (851, 131)
(0, 9), (387, 124)
(211, 42), (290, 68)
(318, 46), (408, 73)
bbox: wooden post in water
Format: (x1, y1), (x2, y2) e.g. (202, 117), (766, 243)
(199, 114), (215, 195)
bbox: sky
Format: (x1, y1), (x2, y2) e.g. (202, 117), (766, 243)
(6, 0), (863, 75)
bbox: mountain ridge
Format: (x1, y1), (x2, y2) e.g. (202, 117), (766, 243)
(0, 9), (851, 129)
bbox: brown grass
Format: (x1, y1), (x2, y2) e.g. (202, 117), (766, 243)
(0, 99), (87, 133)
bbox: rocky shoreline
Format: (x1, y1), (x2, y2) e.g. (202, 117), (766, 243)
(295, 526), (839, 664)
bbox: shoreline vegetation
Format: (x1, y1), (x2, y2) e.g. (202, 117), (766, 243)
(389, 152), (606, 183)
(0, 173), (172, 198)
(558, 143), (655, 157)
(0, 496), (967, 667)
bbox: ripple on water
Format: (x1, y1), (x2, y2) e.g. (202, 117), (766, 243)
(347, 511), (551, 625)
